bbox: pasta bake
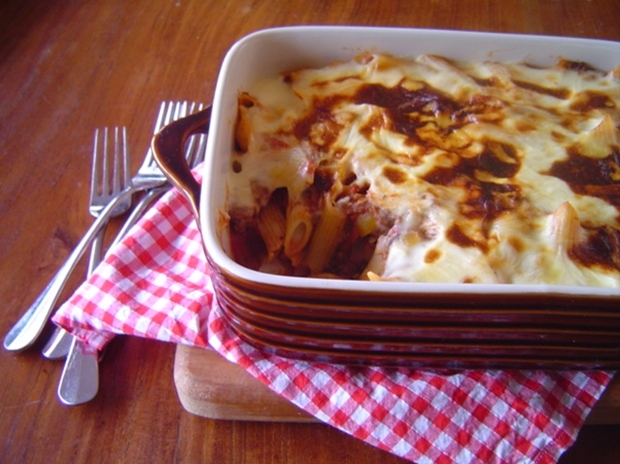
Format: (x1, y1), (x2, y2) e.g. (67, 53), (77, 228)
(225, 52), (620, 286)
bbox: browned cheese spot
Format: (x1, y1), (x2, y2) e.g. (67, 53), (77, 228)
(508, 236), (525, 253)
(512, 79), (571, 99)
(353, 83), (460, 144)
(569, 226), (620, 271)
(293, 95), (345, 149)
(546, 146), (620, 209)
(557, 59), (599, 73)
(446, 223), (488, 253)
(424, 248), (442, 263)
(570, 91), (616, 113)
(382, 165), (407, 184)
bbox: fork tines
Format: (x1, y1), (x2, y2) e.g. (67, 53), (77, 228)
(90, 127), (129, 206)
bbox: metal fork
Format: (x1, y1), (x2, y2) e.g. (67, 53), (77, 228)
(50, 127), (128, 403)
(3, 101), (201, 352)
(45, 104), (208, 360)
(42, 128), (131, 359)
(56, 102), (206, 405)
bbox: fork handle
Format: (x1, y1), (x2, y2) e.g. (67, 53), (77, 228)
(42, 185), (167, 358)
(42, 228), (105, 359)
(3, 187), (135, 352)
(57, 337), (99, 405)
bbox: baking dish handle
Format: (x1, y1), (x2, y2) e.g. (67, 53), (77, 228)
(152, 105), (212, 225)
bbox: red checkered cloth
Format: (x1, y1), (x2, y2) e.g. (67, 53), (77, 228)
(52, 170), (614, 464)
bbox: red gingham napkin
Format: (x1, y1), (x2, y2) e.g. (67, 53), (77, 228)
(52, 168), (614, 464)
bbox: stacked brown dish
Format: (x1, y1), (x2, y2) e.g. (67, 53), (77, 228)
(212, 274), (620, 369)
(153, 27), (620, 369)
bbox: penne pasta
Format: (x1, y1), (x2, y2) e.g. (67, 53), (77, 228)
(304, 195), (346, 274)
(234, 93), (257, 153)
(283, 196), (313, 264)
(365, 271), (385, 281)
(257, 198), (286, 261)
(549, 201), (581, 253)
(577, 114), (619, 159)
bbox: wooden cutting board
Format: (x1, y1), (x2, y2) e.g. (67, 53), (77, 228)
(173, 344), (620, 424)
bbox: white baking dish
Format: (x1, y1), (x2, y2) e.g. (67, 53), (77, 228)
(154, 27), (620, 368)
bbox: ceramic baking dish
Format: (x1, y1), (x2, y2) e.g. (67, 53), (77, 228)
(153, 26), (620, 369)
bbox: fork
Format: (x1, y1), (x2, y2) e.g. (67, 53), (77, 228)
(45, 104), (208, 360)
(42, 128), (131, 359)
(3, 101), (201, 352)
(56, 102), (207, 405)
(51, 127), (129, 403)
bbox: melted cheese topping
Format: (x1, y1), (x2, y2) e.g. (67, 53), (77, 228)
(227, 53), (620, 287)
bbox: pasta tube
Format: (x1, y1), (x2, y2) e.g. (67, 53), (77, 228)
(257, 199), (286, 261)
(284, 197), (313, 264)
(304, 196), (346, 274)
(550, 201), (581, 253)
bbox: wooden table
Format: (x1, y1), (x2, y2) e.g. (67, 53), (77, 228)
(1, 1), (618, 462)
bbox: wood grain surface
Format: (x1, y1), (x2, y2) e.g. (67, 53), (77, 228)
(1, 1), (619, 463)
(173, 345), (620, 425)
